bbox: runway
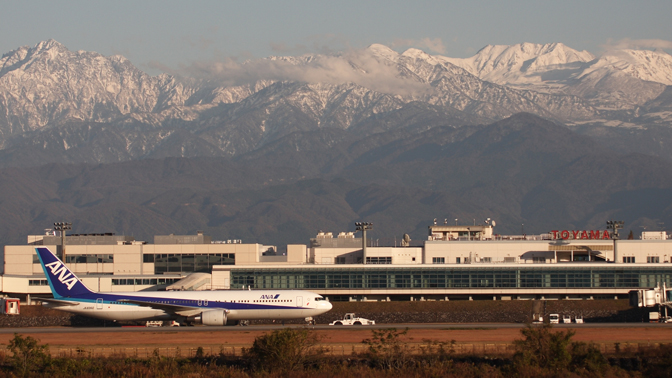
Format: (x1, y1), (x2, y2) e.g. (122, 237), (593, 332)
(0, 322), (670, 334)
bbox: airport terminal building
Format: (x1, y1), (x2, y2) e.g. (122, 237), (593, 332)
(2, 225), (672, 302)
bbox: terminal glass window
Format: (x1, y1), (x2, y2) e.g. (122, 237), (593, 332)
(623, 256), (636, 263)
(65, 254), (114, 264)
(335, 257), (346, 264)
(647, 256), (660, 263)
(432, 257), (445, 264)
(154, 253), (235, 273)
(229, 266), (672, 291)
(366, 257), (392, 264)
(182, 255), (195, 272)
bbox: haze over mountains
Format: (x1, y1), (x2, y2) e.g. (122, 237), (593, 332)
(0, 40), (671, 246)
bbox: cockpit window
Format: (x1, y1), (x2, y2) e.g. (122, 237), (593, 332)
(315, 297), (325, 301)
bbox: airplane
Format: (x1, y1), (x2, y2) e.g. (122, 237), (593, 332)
(34, 247), (332, 325)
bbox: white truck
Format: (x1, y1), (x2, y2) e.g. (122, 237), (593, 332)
(562, 315), (572, 323)
(329, 313), (375, 326)
(549, 314), (560, 324)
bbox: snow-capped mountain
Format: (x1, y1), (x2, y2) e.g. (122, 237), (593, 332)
(0, 40), (670, 166)
(0, 40), (272, 137)
(563, 49), (672, 109)
(583, 49), (672, 85)
(444, 42), (672, 110)
(443, 42), (595, 88)
(0, 40), (192, 133)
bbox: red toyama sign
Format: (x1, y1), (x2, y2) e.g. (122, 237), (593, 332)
(551, 230), (611, 240)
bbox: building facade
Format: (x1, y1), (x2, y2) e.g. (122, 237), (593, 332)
(2, 226), (672, 302)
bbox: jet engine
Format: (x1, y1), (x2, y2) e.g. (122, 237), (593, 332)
(192, 309), (228, 326)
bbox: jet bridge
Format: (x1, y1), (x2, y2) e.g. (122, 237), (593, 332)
(629, 283), (672, 322)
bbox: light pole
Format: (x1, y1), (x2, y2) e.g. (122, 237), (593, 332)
(54, 222), (72, 263)
(355, 222), (373, 264)
(606, 220), (624, 263)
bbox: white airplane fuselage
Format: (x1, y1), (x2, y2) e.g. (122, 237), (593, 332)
(35, 246), (332, 324)
(45, 289), (331, 322)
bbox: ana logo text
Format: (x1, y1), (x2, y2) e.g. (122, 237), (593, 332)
(44, 261), (78, 290)
(260, 294), (280, 299)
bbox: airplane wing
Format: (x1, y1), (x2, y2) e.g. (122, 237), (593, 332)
(33, 297), (79, 306)
(118, 299), (224, 317)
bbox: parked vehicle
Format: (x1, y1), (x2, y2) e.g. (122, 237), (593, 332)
(649, 312), (660, 322)
(329, 313), (375, 326)
(146, 320), (163, 327)
(575, 315), (584, 324)
(549, 314), (560, 324)
(0, 298), (20, 315)
(563, 315), (572, 323)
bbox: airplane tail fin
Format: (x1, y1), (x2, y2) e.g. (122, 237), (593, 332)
(35, 247), (94, 298)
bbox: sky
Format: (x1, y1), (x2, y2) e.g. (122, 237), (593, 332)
(2, 0), (672, 76)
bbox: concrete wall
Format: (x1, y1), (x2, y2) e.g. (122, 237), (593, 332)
(423, 239), (672, 265)
(311, 247), (361, 264)
(287, 244), (307, 264)
(310, 246), (423, 265)
(211, 269), (230, 289)
(4, 245), (46, 276)
(618, 240), (672, 263)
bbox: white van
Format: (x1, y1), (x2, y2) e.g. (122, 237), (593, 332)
(562, 315), (572, 323)
(549, 314), (560, 324)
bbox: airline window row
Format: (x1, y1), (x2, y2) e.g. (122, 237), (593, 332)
(111, 278), (180, 285)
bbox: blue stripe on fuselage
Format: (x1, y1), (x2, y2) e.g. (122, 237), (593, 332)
(64, 293), (299, 311)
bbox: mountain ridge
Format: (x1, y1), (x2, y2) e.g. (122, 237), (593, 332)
(0, 41), (671, 246)
(0, 113), (670, 247)
(2, 40), (671, 167)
